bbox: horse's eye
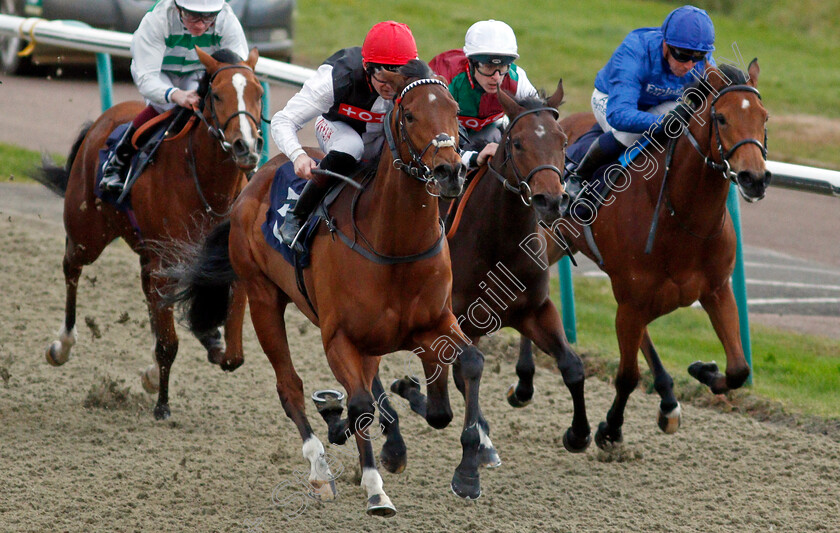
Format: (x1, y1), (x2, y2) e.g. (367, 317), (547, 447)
(714, 114), (727, 126)
(213, 94), (222, 102)
(513, 139), (523, 150)
(405, 112), (415, 123)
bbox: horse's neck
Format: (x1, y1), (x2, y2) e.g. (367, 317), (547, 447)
(360, 153), (441, 255)
(662, 114), (730, 230)
(190, 126), (241, 193)
(476, 163), (537, 241)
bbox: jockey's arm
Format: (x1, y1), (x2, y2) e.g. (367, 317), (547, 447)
(129, 7), (173, 106)
(270, 63), (335, 171)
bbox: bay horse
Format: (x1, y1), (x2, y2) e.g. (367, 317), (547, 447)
(518, 60), (770, 449)
(376, 80), (592, 475)
(170, 61), (487, 516)
(35, 47), (263, 420)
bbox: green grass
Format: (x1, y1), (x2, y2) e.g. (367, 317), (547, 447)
(294, 0), (840, 168)
(0, 143), (57, 183)
(562, 276), (840, 419)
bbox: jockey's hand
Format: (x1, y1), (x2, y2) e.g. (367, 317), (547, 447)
(171, 89), (200, 110)
(293, 154), (318, 180)
(476, 142), (498, 166)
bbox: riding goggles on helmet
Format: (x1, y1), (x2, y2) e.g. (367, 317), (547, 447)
(470, 54), (514, 76)
(179, 8), (220, 24)
(668, 45), (707, 64)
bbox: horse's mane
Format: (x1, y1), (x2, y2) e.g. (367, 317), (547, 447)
(516, 93), (561, 111)
(398, 59), (435, 80)
(690, 63), (750, 103)
(198, 48), (244, 100)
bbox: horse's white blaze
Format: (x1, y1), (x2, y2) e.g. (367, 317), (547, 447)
(428, 93), (437, 103)
(232, 73), (255, 149)
(302, 436), (332, 481)
(535, 124), (546, 138)
(741, 98), (750, 110)
(361, 467), (385, 497)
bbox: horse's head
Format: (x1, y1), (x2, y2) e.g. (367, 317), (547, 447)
(196, 46), (264, 171)
(494, 80), (568, 223)
(694, 59), (770, 202)
(378, 61), (466, 199)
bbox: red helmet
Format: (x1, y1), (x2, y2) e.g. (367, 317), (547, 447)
(361, 21), (418, 66)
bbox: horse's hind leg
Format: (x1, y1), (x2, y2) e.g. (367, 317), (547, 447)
(371, 372), (407, 474)
(517, 300), (591, 453)
(249, 277), (337, 501)
(693, 282), (751, 393)
(506, 336), (536, 407)
(640, 329), (681, 434)
(46, 234), (108, 366)
(595, 304), (644, 450)
(199, 280), (246, 370)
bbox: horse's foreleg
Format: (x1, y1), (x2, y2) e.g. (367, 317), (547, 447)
(248, 279), (337, 502)
(141, 256), (179, 420)
(371, 372), (407, 474)
(506, 337), (536, 408)
(324, 335), (395, 516)
(219, 280), (246, 371)
(695, 282), (751, 393)
(595, 305), (644, 450)
(413, 328), (484, 500)
(451, 357), (501, 468)
(640, 329), (681, 434)
(46, 239), (83, 366)
(518, 300), (591, 453)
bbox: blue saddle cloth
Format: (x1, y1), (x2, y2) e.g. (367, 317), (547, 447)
(261, 161), (322, 268)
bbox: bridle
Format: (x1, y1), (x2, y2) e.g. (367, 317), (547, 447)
(680, 85), (767, 183)
(383, 78), (459, 197)
(486, 106), (565, 206)
(194, 64), (263, 153)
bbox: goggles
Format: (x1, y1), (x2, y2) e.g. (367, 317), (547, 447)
(668, 45), (707, 64)
(475, 62), (510, 77)
(179, 8), (219, 24)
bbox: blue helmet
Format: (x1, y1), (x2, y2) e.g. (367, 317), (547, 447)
(661, 5), (715, 52)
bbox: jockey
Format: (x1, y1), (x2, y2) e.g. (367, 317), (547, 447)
(568, 5), (716, 194)
(271, 21), (419, 249)
(100, 0), (248, 192)
(430, 19), (538, 167)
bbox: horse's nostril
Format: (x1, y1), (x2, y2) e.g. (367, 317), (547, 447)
(232, 139), (249, 157)
(764, 170), (772, 183)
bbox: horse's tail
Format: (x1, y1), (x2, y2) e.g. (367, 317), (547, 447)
(164, 220), (238, 335)
(34, 121), (93, 197)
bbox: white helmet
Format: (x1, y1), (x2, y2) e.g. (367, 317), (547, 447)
(463, 20), (519, 61)
(175, 0), (225, 12)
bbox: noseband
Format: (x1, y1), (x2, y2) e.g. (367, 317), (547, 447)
(681, 85), (767, 182)
(195, 64), (263, 153)
(383, 78), (458, 197)
(486, 106), (564, 206)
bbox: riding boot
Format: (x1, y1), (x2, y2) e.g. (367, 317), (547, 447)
(279, 151), (357, 250)
(100, 125), (139, 192)
(566, 131), (624, 199)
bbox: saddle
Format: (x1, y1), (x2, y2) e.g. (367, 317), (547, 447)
(96, 108), (197, 209)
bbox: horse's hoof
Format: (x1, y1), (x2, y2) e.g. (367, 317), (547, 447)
(140, 364), (159, 394)
(379, 440), (407, 474)
(312, 390), (345, 416)
(478, 445), (502, 468)
(154, 403), (170, 421)
(594, 421), (622, 451)
(506, 383), (532, 408)
(450, 470), (481, 500)
(688, 360), (719, 384)
(219, 355), (244, 372)
(563, 426), (592, 453)
(45, 341), (70, 366)
(207, 346), (224, 366)
(310, 479), (338, 501)
(657, 404), (682, 434)
(390, 376), (420, 397)
(366, 494), (396, 517)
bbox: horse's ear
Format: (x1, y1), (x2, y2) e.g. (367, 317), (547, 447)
(246, 47), (259, 70)
(196, 46), (220, 74)
(746, 58), (760, 88)
(433, 74), (448, 84)
(546, 78), (565, 109)
(497, 88), (523, 119)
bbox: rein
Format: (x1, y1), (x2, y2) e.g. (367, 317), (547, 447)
(485, 107), (564, 206)
(645, 84), (766, 254)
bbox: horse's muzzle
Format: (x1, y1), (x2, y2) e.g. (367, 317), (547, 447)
(434, 162), (467, 199)
(532, 192), (568, 223)
(736, 169), (772, 202)
(232, 138), (260, 170)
